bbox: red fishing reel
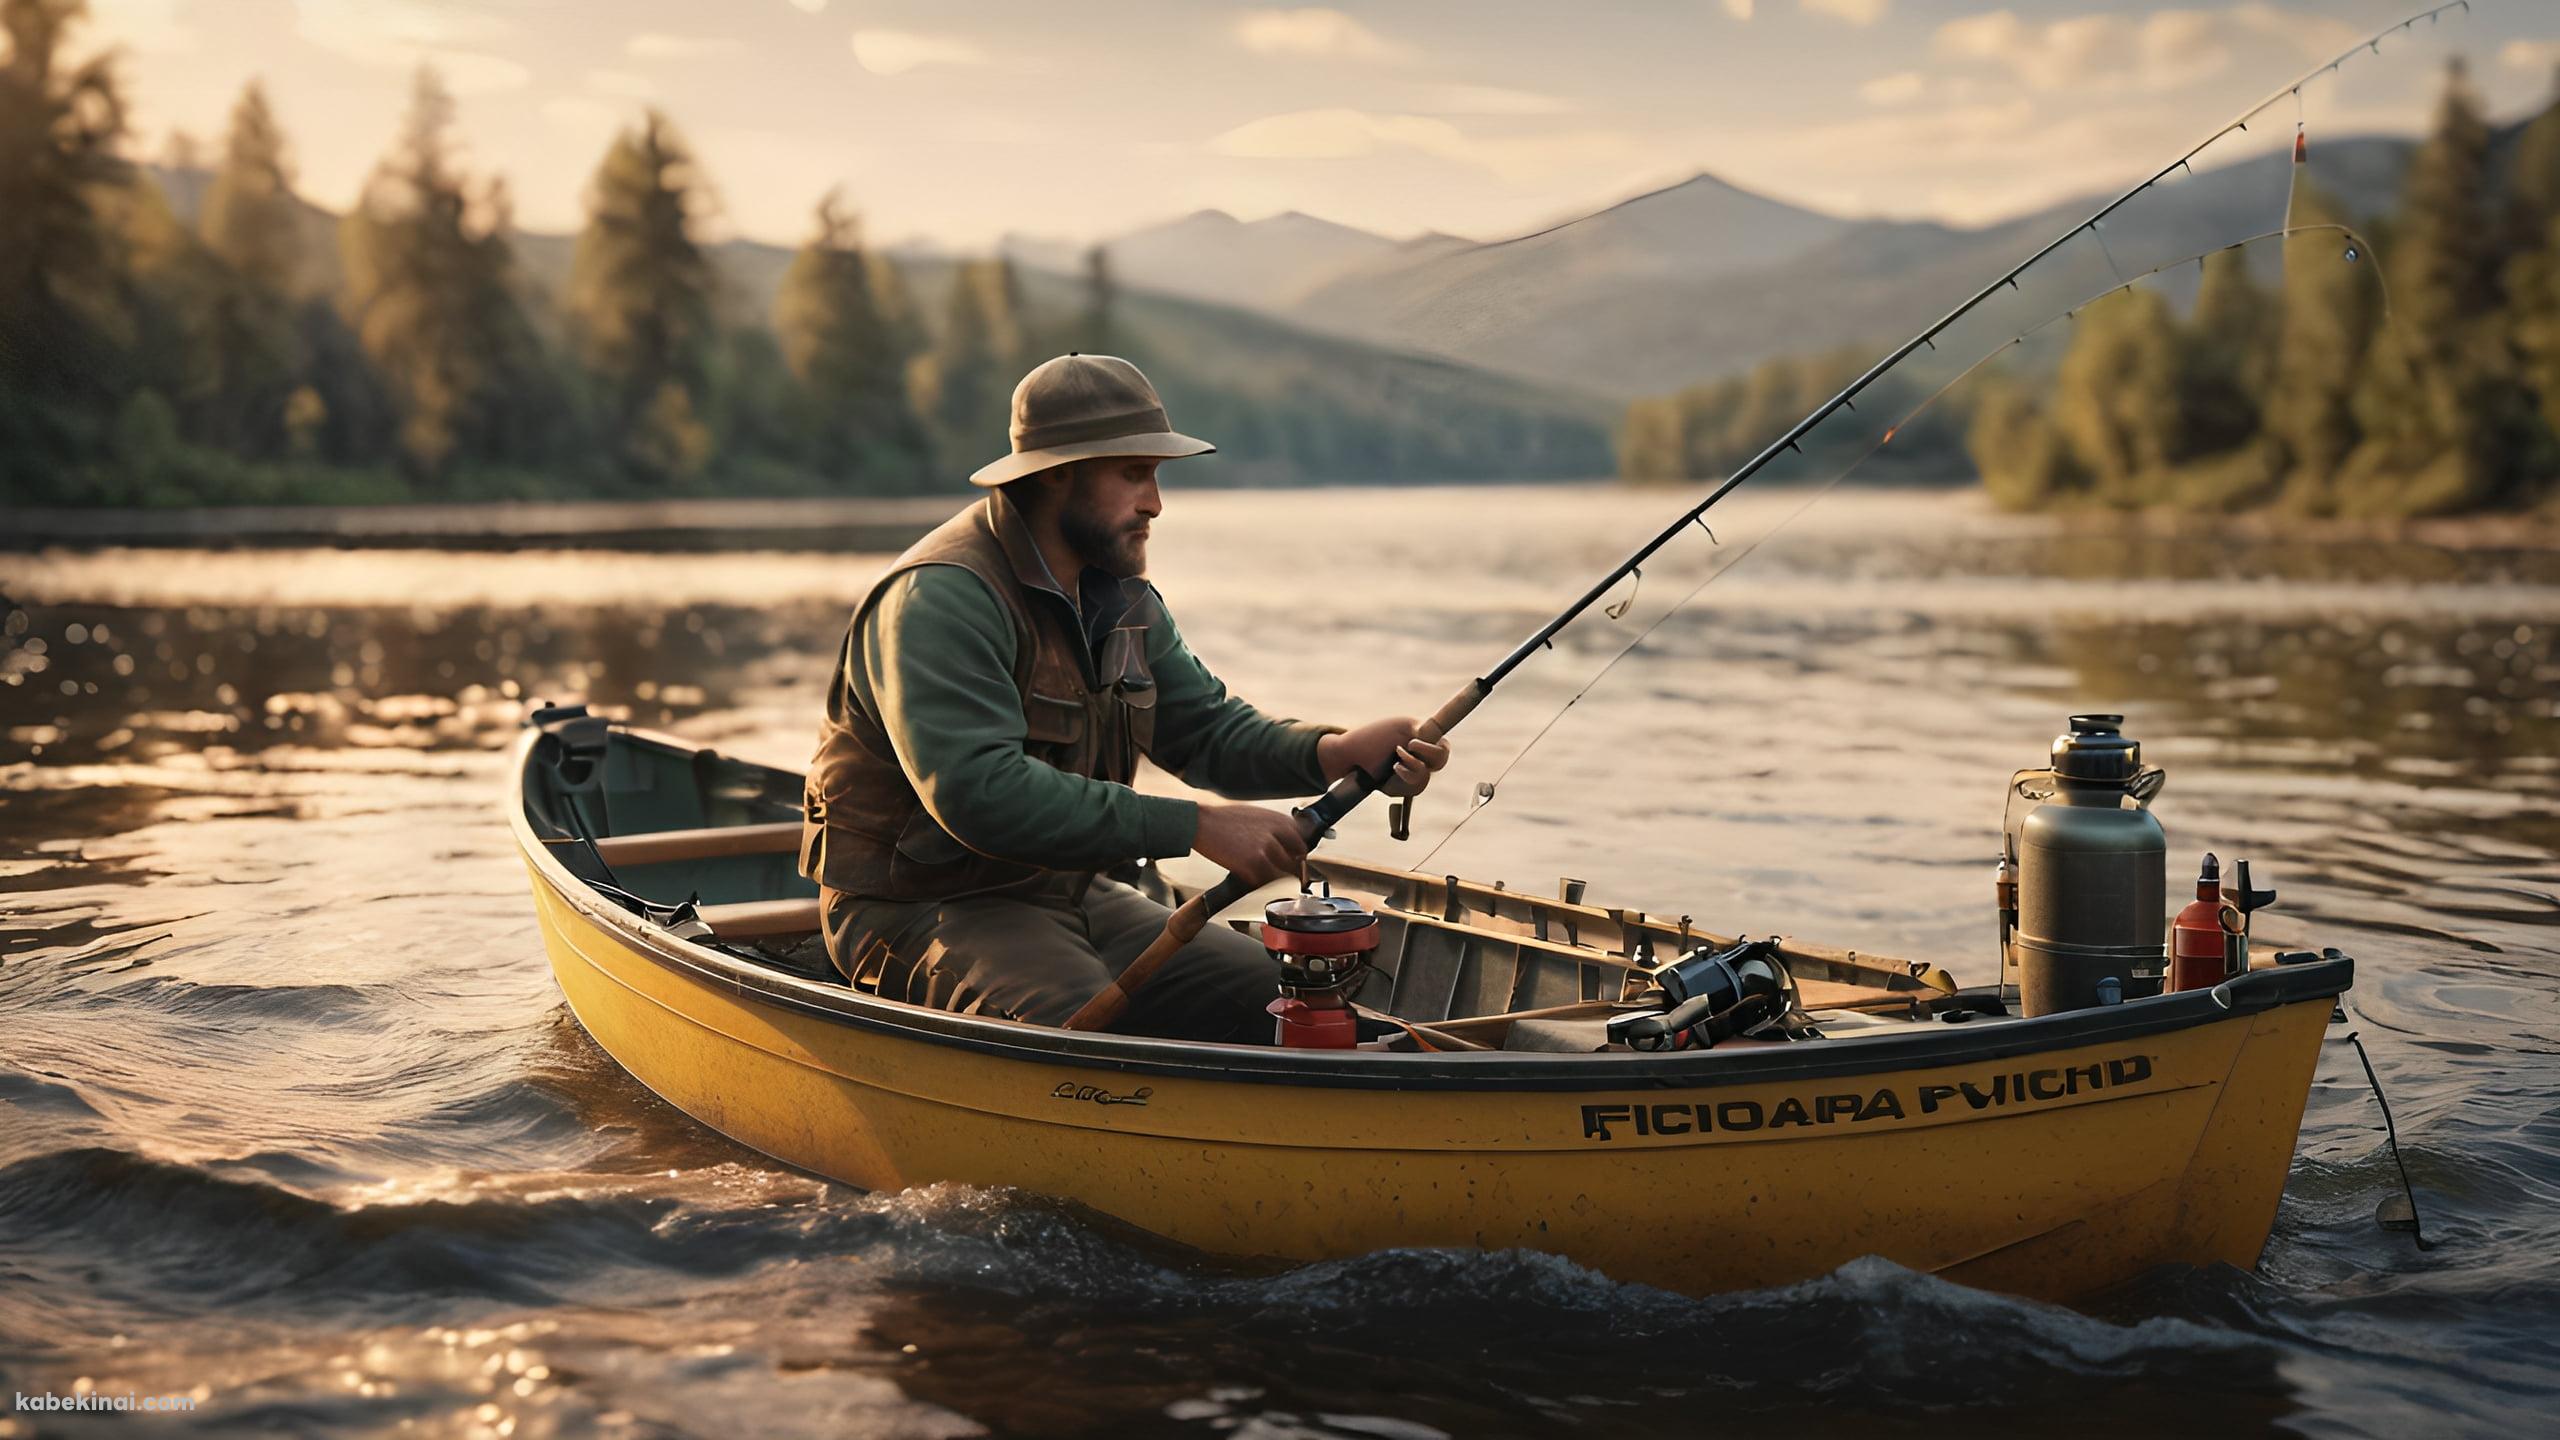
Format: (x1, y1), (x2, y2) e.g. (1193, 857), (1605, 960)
(1262, 892), (1379, 1049)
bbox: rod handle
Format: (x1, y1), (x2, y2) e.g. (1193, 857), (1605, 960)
(1060, 871), (1258, 1032)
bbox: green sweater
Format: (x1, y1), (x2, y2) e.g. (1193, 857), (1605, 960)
(852, 565), (1335, 872)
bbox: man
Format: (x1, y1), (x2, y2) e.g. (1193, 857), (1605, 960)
(802, 353), (1449, 1043)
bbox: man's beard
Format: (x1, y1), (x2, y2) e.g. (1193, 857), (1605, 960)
(1062, 496), (1147, 578)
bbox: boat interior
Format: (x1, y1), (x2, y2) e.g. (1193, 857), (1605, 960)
(520, 712), (2001, 1052)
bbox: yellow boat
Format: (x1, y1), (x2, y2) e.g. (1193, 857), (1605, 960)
(508, 709), (2354, 1304)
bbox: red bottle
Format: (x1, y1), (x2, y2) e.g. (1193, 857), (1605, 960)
(2170, 852), (2226, 992)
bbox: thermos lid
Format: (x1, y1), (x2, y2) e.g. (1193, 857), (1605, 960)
(1264, 893), (1375, 933)
(2051, 713), (2141, 784)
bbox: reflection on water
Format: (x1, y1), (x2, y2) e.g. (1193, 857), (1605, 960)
(2, 486), (2557, 1437)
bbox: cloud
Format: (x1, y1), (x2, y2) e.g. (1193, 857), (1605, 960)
(1801, 0), (1889, 24)
(1417, 84), (1573, 116)
(1234, 8), (1408, 62)
(1931, 10), (2228, 96)
(850, 30), (991, 76)
(1930, 6), (2367, 98)
(586, 69), (654, 99)
(2225, 3), (2362, 63)
(1212, 108), (1451, 160)
(2501, 39), (2560, 76)
(1859, 70), (1926, 106)
(88, 0), (196, 54)
(293, 0), (528, 93)
(1208, 108), (1634, 183)
(786, 0), (827, 12)
(626, 33), (746, 61)
(1722, 0), (1754, 19)
(542, 96), (627, 147)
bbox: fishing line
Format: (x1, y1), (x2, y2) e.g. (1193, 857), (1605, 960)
(1414, 220), (2401, 868)
(2338, 1006), (2435, 1250)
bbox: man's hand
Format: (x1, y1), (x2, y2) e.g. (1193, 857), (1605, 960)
(1194, 801), (1310, 885)
(1318, 716), (1452, 797)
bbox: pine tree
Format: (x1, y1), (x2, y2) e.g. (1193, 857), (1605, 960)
(193, 80), (305, 454)
(2182, 247), (2274, 457)
(916, 257), (1028, 464)
(201, 81), (300, 294)
(772, 190), (930, 484)
(1080, 244), (1115, 355)
(2263, 180), (2379, 509)
(567, 108), (713, 479)
(2340, 59), (2541, 515)
(1967, 375), (2081, 509)
(2051, 286), (2187, 502)
(339, 68), (561, 480)
(2505, 72), (2560, 476)
(2504, 65), (2560, 252)
(1618, 394), (1683, 481)
(0, 0), (131, 496)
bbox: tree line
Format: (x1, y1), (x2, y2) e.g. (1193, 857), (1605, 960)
(0, 0), (1108, 507)
(1625, 63), (2560, 519)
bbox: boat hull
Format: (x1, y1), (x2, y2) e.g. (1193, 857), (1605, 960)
(522, 857), (2338, 1303)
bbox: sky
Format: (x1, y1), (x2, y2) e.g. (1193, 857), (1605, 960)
(65, 0), (2560, 251)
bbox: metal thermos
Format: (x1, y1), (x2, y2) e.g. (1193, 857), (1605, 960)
(2013, 715), (2167, 1017)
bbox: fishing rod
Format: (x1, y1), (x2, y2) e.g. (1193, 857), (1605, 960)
(1060, 0), (2470, 1034)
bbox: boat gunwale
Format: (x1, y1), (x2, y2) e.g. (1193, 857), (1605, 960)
(508, 728), (2356, 1094)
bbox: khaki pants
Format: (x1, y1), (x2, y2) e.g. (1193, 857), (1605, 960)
(820, 874), (1280, 1045)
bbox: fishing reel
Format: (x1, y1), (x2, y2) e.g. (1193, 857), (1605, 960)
(1608, 938), (1800, 1053)
(1262, 890), (1380, 1049)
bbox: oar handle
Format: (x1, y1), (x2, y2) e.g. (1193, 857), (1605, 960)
(1059, 680), (1486, 1034)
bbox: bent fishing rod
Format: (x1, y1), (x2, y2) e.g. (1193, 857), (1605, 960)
(1060, 0), (2472, 1033)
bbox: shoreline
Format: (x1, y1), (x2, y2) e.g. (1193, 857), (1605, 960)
(0, 495), (970, 553)
(2042, 502), (2560, 552)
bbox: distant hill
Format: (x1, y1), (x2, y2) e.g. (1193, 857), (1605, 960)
(1266, 143), (2426, 399)
(1007, 209), (1407, 314)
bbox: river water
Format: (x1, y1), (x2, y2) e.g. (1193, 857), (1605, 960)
(2, 486), (2555, 1437)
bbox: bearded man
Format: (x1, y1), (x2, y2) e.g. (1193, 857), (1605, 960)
(800, 354), (1448, 1043)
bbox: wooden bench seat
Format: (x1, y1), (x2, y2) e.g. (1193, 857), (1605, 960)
(593, 821), (802, 867)
(698, 897), (823, 940)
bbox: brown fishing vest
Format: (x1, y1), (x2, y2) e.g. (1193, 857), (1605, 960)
(799, 493), (1161, 902)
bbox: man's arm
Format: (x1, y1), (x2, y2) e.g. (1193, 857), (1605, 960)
(859, 567), (1198, 869)
(1141, 596), (1338, 799)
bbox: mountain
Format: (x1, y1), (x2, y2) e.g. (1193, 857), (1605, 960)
(1272, 145), (2426, 400)
(1007, 209), (1407, 314)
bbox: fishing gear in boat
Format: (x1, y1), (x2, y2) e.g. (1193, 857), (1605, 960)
(1057, 2), (2467, 1035)
(1606, 937), (1801, 1052)
(1261, 889), (1381, 1049)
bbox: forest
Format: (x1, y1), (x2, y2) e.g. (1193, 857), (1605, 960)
(0, 0), (1610, 509)
(1623, 62), (2560, 520)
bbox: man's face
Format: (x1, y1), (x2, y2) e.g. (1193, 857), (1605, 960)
(1059, 458), (1163, 578)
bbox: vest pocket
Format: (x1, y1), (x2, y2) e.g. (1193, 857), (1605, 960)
(1101, 626), (1158, 764)
(1024, 691), (1087, 746)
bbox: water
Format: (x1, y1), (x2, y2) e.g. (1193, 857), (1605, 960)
(3, 486), (2555, 1437)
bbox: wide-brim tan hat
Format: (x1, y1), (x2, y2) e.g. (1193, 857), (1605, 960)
(968, 353), (1215, 487)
